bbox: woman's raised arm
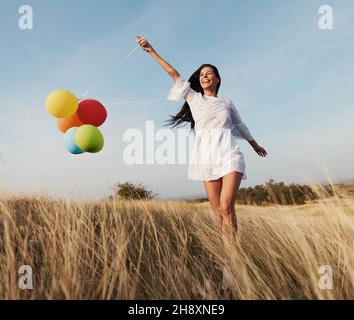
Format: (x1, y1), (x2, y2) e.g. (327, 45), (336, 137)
(136, 35), (180, 82)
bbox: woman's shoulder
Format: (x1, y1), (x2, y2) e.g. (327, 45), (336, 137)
(224, 97), (237, 107)
(219, 96), (233, 105)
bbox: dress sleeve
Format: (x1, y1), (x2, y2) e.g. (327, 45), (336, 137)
(166, 76), (199, 105)
(229, 100), (254, 141)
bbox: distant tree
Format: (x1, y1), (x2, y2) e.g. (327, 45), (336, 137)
(112, 182), (158, 200)
(235, 179), (334, 206)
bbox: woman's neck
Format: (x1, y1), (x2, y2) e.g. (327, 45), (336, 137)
(203, 89), (217, 97)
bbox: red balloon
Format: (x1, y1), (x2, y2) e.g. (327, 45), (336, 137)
(77, 99), (107, 127)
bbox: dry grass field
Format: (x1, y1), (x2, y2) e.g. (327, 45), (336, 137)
(0, 182), (353, 300)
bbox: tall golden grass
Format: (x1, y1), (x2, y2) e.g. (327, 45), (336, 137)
(0, 182), (353, 300)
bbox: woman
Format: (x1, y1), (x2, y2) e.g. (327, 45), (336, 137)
(136, 35), (267, 242)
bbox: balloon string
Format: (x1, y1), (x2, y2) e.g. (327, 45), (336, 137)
(79, 45), (140, 100)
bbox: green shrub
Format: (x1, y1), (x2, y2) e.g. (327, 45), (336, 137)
(112, 182), (158, 200)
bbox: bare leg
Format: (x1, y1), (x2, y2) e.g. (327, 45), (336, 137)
(218, 171), (243, 291)
(203, 178), (223, 231)
(219, 171), (243, 250)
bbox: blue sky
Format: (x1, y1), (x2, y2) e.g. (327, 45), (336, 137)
(0, 0), (353, 200)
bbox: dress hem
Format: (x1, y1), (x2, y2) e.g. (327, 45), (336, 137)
(188, 169), (247, 182)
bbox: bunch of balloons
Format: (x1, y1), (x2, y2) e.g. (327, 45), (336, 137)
(45, 90), (107, 154)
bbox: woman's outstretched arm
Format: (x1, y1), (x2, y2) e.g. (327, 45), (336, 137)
(136, 35), (180, 81)
(230, 101), (268, 157)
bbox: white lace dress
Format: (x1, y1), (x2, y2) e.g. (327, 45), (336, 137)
(167, 76), (254, 181)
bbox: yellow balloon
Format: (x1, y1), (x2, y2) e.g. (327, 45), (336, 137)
(45, 90), (78, 118)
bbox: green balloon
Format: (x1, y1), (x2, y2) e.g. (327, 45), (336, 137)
(75, 125), (104, 153)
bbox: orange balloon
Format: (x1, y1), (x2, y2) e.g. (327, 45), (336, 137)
(57, 113), (83, 133)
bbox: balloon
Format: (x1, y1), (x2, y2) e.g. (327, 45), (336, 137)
(77, 99), (107, 127)
(45, 90), (78, 118)
(57, 112), (83, 133)
(64, 127), (84, 154)
(75, 125), (104, 153)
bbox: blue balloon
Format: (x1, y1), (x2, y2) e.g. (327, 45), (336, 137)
(64, 127), (84, 154)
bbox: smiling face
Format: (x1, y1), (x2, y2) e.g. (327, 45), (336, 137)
(199, 66), (220, 93)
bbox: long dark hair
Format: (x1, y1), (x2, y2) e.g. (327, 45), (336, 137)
(164, 64), (221, 132)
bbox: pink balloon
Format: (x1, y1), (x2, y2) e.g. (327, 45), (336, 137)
(77, 99), (107, 127)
